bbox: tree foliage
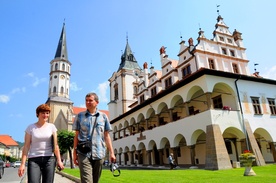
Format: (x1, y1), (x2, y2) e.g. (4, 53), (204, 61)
(57, 130), (75, 168)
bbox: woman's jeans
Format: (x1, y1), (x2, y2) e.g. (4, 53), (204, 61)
(28, 156), (56, 183)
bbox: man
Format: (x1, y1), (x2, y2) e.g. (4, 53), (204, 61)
(73, 92), (116, 183)
(168, 153), (176, 170)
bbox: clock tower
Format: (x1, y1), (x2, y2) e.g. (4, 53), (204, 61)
(46, 23), (74, 131)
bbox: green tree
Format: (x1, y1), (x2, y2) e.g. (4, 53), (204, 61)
(57, 130), (75, 169)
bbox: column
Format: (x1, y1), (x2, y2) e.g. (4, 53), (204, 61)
(169, 109), (173, 122)
(158, 149), (164, 165)
(270, 142), (276, 162)
(130, 151), (134, 165)
(147, 150), (152, 165)
(172, 147), (178, 165)
(206, 92), (213, 109)
(118, 153), (122, 165)
(137, 150), (141, 165)
(188, 145), (196, 166)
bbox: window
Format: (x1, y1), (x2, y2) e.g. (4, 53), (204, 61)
(114, 84), (118, 100)
(227, 38), (233, 43)
(212, 95), (223, 109)
(221, 48), (227, 55)
(140, 95), (145, 103)
(267, 98), (276, 115)
(230, 50), (235, 57)
(55, 63), (58, 70)
(60, 86), (64, 94)
(165, 77), (172, 89)
(62, 64), (65, 71)
(133, 86), (138, 95)
(182, 65), (191, 78)
(151, 87), (157, 97)
(232, 63), (239, 73)
(251, 97), (262, 115)
(53, 86), (57, 93)
(219, 36), (224, 41)
(208, 59), (215, 69)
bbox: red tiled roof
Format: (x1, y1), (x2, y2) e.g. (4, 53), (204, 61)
(0, 135), (19, 146)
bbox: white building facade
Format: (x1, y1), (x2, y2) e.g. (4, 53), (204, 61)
(108, 15), (276, 170)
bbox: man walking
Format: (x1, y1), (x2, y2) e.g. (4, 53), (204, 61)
(73, 92), (116, 183)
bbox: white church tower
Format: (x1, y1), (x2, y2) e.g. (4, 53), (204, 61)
(108, 39), (141, 120)
(46, 23), (74, 131)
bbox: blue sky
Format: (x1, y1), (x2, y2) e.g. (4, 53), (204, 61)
(1, 0), (276, 142)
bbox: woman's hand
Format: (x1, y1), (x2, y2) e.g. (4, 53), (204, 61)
(57, 160), (64, 171)
(18, 164), (25, 177)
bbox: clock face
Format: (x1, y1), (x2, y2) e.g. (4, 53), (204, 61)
(60, 75), (65, 79)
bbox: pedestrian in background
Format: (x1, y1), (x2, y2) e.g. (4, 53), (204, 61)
(73, 92), (116, 183)
(18, 104), (64, 182)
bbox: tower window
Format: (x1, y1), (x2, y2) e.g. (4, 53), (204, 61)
(55, 63), (58, 70)
(219, 36), (224, 42)
(230, 50), (235, 57)
(53, 86), (57, 93)
(232, 63), (239, 73)
(61, 86), (64, 94)
(114, 84), (118, 100)
(208, 59), (215, 69)
(221, 48), (227, 55)
(62, 64), (65, 71)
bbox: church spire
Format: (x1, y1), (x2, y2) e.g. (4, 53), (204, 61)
(117, 38), (141, 71)
(54, 23), (68, 60)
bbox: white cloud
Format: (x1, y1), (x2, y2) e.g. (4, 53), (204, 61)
(262, 65), (276, 80)
(70, 82), (82, 91)
(0, 95), (10, 103)
(97, 81), (109, 103)
(11, 87), (26, 94)
(26, 72), (47, 87)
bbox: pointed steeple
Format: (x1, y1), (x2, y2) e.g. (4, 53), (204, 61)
(55, 23), (68, 60)
(118, 39), (141, 71)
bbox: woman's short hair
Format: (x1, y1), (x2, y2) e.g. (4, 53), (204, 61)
(36, 104), (51, 117)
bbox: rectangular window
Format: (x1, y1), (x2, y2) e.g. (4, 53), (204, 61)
(165, 77), (172, 89)
(227, 38), (233, 43)
(114, 86), (118, 100)
(221, 48), (227, 55)
(182, 65), (191, 78)
(140, 95), (145, 103)
(151, 87), (157, 97)
(230, 50), (235, 57)
(208, 59), (215, 69)
(219, 36), (224, 41)
(251, 97), (262, 115)
(268, 98), (276, 115)
(232, 63), (239, 73)
(213, 95), (223, 109)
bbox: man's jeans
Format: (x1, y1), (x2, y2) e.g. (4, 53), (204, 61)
(78, 153), (103, 183)
(28, 156), (56, 183)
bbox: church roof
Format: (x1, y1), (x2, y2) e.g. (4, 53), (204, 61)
(54, 23), (68, 60)
(117, 40), (141, 71)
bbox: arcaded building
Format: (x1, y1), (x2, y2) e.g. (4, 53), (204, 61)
(108, 14), (276, 170)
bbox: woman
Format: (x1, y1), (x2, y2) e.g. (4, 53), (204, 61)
(18, 104), (64, 182)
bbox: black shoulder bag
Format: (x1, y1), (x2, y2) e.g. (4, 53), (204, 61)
(77, 115), (98, 154)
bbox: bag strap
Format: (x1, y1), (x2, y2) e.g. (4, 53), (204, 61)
(89, 113), (99, 140)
